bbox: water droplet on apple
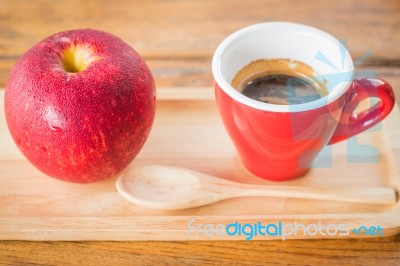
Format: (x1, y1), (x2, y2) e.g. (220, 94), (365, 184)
(49, 125), (63, 131)
(43, 106), (66, 132)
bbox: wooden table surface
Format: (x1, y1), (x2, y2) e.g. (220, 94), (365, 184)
(0, 0), (399, 264)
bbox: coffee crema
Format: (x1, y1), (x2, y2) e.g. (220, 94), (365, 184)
(231, 59), (328, 105)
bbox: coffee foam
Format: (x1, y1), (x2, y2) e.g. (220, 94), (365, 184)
(231, 59), (328, 99)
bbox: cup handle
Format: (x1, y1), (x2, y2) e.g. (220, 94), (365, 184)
(328, 78), (395, 145)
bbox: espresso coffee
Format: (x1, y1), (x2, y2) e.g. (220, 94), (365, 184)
(231, 59), (328, 105)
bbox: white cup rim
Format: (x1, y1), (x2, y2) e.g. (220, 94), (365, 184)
(212, 22), (355, 112)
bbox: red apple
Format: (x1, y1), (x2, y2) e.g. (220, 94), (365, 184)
(4, 29), (156, 183)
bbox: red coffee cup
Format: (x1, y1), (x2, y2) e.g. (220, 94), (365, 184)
(212, 22), (395, 181)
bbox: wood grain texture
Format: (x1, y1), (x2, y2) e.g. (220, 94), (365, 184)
(0, 237), (400, 265)
(0, 0), (400, 88)
(1, 0), (400, 264)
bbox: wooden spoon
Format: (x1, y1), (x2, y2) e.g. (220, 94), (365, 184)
(115, 165), (398, 210)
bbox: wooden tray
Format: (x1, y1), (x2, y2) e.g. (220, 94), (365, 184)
(0, 89), (399, 241)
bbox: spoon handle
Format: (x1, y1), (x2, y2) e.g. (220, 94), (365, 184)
(229, 185), (397, 205)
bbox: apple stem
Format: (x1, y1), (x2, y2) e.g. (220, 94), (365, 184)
(61, 44), (101, 73)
